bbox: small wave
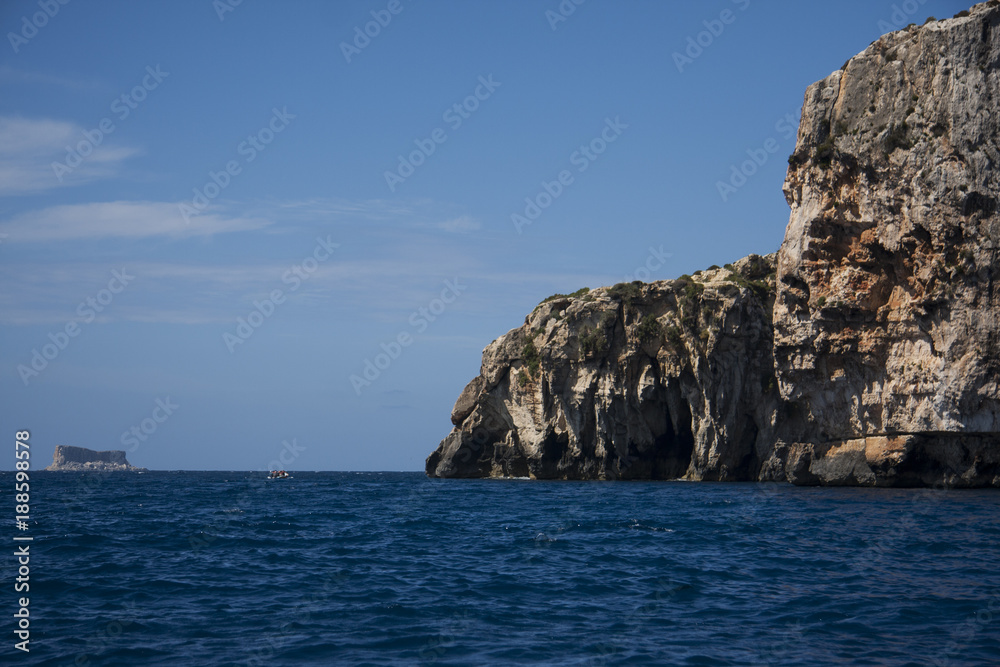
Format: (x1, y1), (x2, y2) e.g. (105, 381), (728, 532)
(626, 518), (674, 533)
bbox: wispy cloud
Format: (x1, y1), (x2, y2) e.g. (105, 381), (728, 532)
(435, 215), (481, 233)
(0, 115), (139, 195)
(0, 196), (621, 326)
(0, 251), (616, 327)
(248, 197), (481, 234)
(0, 200), (271, 242)
(0, 65), (104, 91)
(258, 197), (417, 221)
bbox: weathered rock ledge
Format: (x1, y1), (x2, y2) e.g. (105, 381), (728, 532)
(427, 256), (788, 482)
(427, 2), (1000, 487)
(45, 445), (145, 472)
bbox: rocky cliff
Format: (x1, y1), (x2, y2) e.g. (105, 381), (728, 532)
(426, 255), (792, 481)
(428, 2), (1000, 487)
(775, 2), (1000, 486)
(45, 446), (145, 472)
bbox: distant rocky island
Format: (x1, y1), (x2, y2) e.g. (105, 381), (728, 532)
(45, 446), (145, 472)
(427, 2), (1000, 487)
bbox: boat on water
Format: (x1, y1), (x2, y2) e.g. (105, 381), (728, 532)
(267, 470), (291, 479)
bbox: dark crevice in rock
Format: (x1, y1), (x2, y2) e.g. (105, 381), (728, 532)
(963, 191), (997, 216)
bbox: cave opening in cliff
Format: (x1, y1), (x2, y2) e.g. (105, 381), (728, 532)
(652, 406), (696, 480)
(638, 389), (695, 480)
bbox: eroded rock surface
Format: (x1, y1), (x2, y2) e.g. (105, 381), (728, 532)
(426, 256), (788, 480)
(428, 3), (1000, 486)
(774, 2), (1000, 485)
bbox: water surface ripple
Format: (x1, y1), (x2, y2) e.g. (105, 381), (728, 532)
(11, 471), (1000, 666)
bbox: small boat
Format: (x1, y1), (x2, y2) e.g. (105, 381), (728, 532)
(267, 470), (291, 479)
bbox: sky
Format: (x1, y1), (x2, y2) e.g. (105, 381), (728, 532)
(0, 0), (973, 471)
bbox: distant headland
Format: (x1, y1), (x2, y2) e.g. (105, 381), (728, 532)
(45, 445), (145, 472)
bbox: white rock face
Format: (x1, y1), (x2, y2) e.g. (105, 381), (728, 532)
(426, 256), (784, 481)
(773, 3), (1000, 485)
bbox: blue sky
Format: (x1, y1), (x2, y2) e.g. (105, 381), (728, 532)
(0, 0), (972, 471)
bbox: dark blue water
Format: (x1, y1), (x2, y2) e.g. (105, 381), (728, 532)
(6, 471), (1000, 666)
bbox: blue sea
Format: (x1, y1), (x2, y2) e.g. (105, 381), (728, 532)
(6, 471), (1000, 666)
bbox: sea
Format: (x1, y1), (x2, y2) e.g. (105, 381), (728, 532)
(6, 471), (1000, 666)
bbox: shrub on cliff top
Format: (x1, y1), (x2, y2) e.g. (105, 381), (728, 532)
(684, 280), (703, 301)
(607, 282), (642, 307)
(724, 272), (772, 300)
(540, 287), (589, 305)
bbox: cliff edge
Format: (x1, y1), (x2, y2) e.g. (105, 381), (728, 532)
(426, 255), (789, 481)
(775, 2), (1000, 486)
(45, 445), (145, 472)
(428, 3), (1000, 487)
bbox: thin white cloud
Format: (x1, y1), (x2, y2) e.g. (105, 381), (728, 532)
(0, 196), (624, 326)
(263, 197), (417, 220)
(0, 252), (615, 327)
(0, 115), (140, 195)
(249, 197), (482, 233)
(0, 116), (75, 154)
(0, 66), (103, 90)
(0, 201), (271, 242)
(436, 215), (481, 233)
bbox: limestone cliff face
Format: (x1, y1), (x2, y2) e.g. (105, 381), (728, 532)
(775, 2), (1000, 486)
(428, 3), (1000, 486)
(46, 446), (144, 471)
(426, 256), (790, 480)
